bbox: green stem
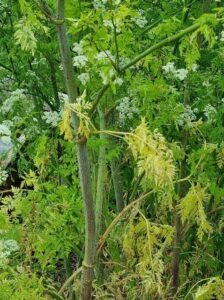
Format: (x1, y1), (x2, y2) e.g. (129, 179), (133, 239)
(111, 157), (124, 212)
(112, 14), (119, 68)
(128, 171), (145, 203)
(96, 190), (153, 256)
(59, 190), (154, 295)
(171, 80), (190, 295)
(48, 56), (60, 109)
(95, 107), (106, 239)
(56, 1), (95, 299)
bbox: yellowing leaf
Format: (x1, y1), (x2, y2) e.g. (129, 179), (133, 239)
(14, 20), (37, 55)
(125, 118), (175, 188)
(178, 184), (212, 240)
(59, 104), (73, 141)
(71, 90), (93, 138)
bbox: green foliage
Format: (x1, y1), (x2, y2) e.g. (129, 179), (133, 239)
(0, 271), (47, 300)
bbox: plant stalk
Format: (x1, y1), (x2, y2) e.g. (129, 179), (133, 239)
(56, 1), (95, 299)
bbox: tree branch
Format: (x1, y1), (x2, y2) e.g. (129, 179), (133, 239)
(96, 190), (154, 256)
(91, 22), (200, 114)
(38, 0), (64, 24)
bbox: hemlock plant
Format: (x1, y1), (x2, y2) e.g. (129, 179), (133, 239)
(0, 0), (224, 299)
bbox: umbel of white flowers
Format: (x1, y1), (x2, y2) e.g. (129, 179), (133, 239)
(116, 96), (139, 126)
(162, 62), (198, 81)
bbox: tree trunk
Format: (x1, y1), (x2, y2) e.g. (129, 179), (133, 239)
(56, 1), (95, 299)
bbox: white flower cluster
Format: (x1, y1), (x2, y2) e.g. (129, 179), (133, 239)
(2, 89), (27, 115)
(103, 19), (122, 33)
(0, 239), (19, 265)
(72, 42), (83, 55)
(0, 168), (8, 185)
(116, 96), (138, 125)
(93, 0), (120, 9)
(42, 111), (61, 127)
(177, 105), (198, 128)
(72, 41), (88, 68)
(162, 62), (189, 81)
(203, 104), (217, 121)
(119, 56), (130, 68)
(96, 50), (115, 62)
(73, 55), (88, 68)
(77, 73), (90, 85)
(131, 10), (148, 28)
(93, 0), (107, 9)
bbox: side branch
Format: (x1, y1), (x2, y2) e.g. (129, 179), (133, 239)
(91, 22), (200, 112)
(96, 190), (153, 256)
(38, 0), (64, 24)
(120, 23), (200, 72)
